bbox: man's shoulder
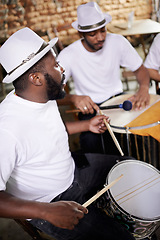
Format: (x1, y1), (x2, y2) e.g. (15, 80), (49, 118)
(106, 33), (125, 41)
(104, 33), (126, 49)
(63, 40), (81, 51)
(153, 33), (160, 46)
(58, 40), (81, 59)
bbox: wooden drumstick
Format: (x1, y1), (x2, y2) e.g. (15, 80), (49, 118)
(99, 110), (124, 156)
(83, 174), (123, 207)
(66, 109), (81, 113)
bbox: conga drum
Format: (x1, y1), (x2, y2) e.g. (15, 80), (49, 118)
(103, 160), (160, 239)
(100, 94), (160, 169)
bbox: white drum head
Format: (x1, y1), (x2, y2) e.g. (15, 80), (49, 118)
(107, 160), (160, 222)
(100, 94), (160, 133)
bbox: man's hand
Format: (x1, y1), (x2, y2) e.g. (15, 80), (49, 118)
(128, 87), (150, 110)
(88, 115), (109, 133)
(65, 114), (109, 135)
(72, 95), (99, 114)
(0, 191), (88, 231)
(131, 64), (150, 110)
(42, 201), (88, 230)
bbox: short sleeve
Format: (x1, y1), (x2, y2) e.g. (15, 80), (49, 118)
(120, 36), (143, 71)
(144, 33), (160, 70)
(0, 129), (18, 191)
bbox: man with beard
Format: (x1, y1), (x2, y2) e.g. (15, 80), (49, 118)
(0, 28), (136, 240)
(57, 1), (150, 154)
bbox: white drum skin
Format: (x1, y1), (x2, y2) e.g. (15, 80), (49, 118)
(105, 160), (160, 239)
(100, 94), (160, 169)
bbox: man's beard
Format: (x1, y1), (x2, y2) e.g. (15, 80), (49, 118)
(44, 73), (66, 100)
(84, 37), (104, 51)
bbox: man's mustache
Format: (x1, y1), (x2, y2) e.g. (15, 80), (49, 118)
(61, 73), (65, 85)
(95, 40), (105, 45)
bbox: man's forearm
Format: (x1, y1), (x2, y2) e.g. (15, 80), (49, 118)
(0, 191), (87, 230)
(134, 64), (150, 89)
(148, 68), (160, 82)
(65, 120), (89, 135)
(0, 191), (46, 220)
(57, 94), (77, 106)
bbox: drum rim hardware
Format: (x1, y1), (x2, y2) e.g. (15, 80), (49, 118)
(110, 121), (160, 131)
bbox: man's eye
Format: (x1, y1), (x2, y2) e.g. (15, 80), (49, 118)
(89, 34), (95, 37)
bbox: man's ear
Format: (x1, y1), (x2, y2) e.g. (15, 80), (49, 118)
(29, 73), (44, 86)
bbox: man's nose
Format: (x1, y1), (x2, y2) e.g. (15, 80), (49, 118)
(96, 32), (104, 41)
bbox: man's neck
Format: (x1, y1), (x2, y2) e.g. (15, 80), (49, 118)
(14, 90), (48, 103)
(81, 39), (97, 52)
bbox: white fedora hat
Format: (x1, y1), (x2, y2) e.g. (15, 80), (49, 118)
(72, 2), (112, 32)
(0, 27), (58, 84)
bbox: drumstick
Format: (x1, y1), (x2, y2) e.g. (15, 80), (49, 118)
(99, 110), (124, 156)
(116, 175), (160, 203)
(66, 109), (81, 113)
(82, 174), (123, 207)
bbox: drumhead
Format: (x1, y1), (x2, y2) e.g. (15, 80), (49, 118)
(106, 160), (160, 222)
(100, 94), (160, 133)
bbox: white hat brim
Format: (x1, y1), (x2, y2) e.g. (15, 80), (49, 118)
(72, 13), (112, 32)
(3, 37), (58, 84)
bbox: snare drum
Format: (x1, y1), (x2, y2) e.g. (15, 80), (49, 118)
(104, 160), (160, 239)
(100, 94), (160, 170)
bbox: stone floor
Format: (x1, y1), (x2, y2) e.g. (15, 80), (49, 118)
(0, 219), (32, 240)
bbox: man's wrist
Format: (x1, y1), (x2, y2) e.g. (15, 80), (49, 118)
(69, 94), (77, 104)
(139, 84), (149, 91)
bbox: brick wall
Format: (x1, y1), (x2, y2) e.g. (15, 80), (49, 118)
(0, 0), (153, 46)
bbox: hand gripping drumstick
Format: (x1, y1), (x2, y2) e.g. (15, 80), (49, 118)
(83, 174), (123, 207)
(99, 110), (124, 156)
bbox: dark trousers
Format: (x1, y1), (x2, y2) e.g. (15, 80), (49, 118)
(79, 111), (122, 155)
(79, 93), (126, 155)
(30, 153), (135, 240)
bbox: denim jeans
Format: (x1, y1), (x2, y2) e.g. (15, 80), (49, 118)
(30, 153), (135, 240)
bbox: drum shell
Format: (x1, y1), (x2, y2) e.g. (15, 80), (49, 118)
(103, 193), (158, 239)
(100, 160), (160, 239)
(109, 132), (160, 170)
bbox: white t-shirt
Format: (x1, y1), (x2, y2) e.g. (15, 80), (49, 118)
(58, 33), (142, 103)
(0, 91), (75, 203)
(144, 33), (160, 70)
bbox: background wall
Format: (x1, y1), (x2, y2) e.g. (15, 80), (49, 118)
(0, 0), (153, 46)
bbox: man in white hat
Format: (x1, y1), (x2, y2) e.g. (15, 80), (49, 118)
(57, 1), (150, 154)
(0, 28), (135, 240)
